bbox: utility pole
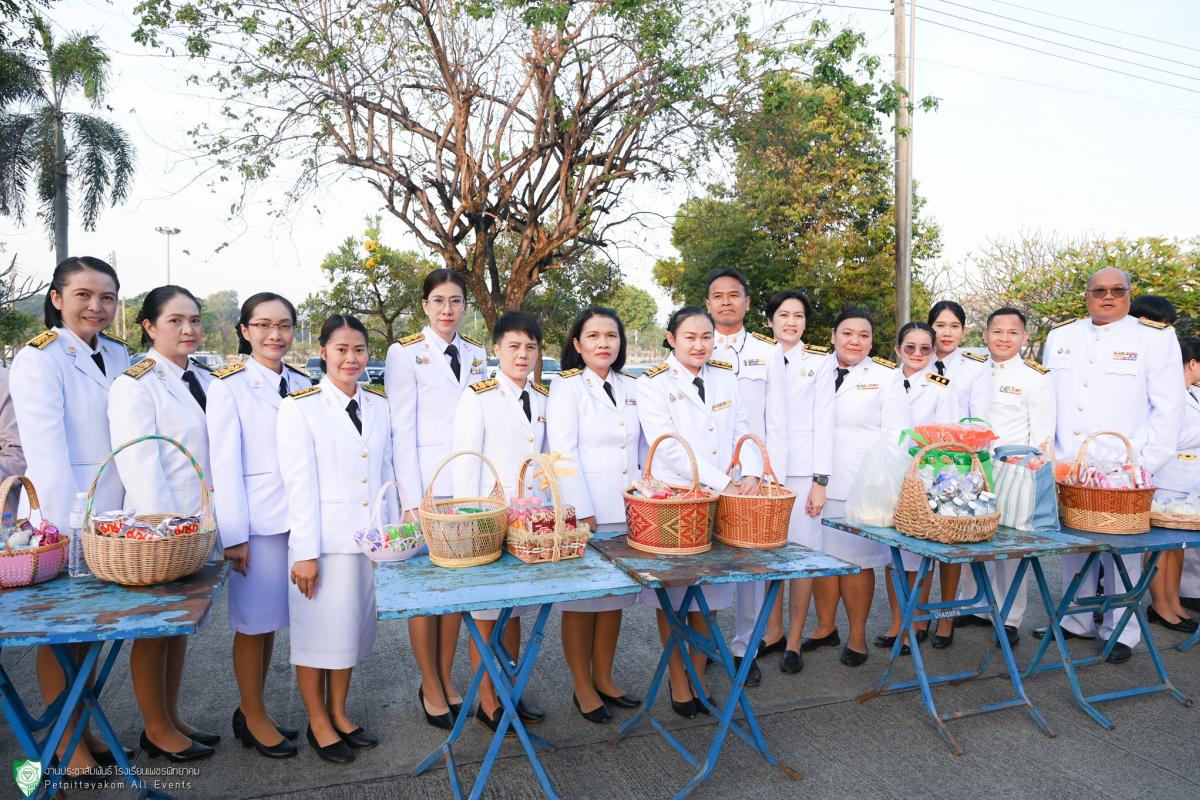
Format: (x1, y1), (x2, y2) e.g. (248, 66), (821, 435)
(894, 0), (913, 329)
(155, 226), (181, 284)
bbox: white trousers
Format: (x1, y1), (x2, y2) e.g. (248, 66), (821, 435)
(1059, 552), (1142, 647)
(958, 558), (1029, 627)
(1181, 547), (1200, 598)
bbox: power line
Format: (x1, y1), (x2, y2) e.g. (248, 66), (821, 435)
(984, 0), (1200, 55)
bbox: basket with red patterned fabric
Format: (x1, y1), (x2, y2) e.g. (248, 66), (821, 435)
(623, 433), (718, 555)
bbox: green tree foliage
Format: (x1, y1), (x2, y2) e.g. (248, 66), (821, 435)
(603, 284), (659, 335)
(199, 289), (240, 355)
(520, 250), (620, 351)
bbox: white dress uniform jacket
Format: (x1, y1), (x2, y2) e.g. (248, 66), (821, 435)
(386, 327), (487, 507)
(899, 367), (960, 431)
(938, 348), (992, 421)
(208, 358), (312, 548)
(452, 372), (548, 500)
(711, 328), (788, 460)
(988, 356), (1056, 449)
(781, 344), (834, 479)
(1170, 386), (1200, 598)
(11, 327), (128, 524)
(108, 348), (212, 515)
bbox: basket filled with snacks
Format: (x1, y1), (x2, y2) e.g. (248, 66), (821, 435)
(1057, 431), (1154, 534)
(1151, 492), (1200, 531)
(0, 476), (68, 588)
(715, 434), (796, 549)
(355, 480), (425, 562)
(419, 451), (510, 568)
(623, 433), (719, 555)
(82, 436), (218, 586)
(894, 441), (1000, 544)
(506, 454), (591, 564)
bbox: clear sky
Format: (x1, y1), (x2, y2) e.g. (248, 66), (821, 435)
(3, 1), (1198, 314)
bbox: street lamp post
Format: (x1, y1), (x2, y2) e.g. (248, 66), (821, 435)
(154, 226), (181, 284)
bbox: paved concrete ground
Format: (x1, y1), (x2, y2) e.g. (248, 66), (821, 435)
(3, 557), (1199, 799)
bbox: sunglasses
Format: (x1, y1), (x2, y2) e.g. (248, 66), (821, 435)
(900, 344), (933, 355)
(1087, 286), (1128, 299)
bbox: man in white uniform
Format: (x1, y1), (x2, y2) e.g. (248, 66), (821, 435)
(1035, 269), (1183, 663)
(705, 269), (790, 686)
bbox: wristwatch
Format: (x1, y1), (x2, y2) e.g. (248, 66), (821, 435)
(812, 474), (830, 486)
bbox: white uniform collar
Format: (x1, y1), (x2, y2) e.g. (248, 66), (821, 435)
(714, 327), (746, 349)
(989, 353), (1019, 370)
(245, 355), (286, 385)
(585, 366), (616, 387)
(423, 324), (465, 354)
(497, 370), (532, 397)
(148, 348), (189, 380)
(320, 375), (362, 408)
(939, 348), (961, 369)
(1088, 313), (1131, 334)
(56, 325), (102, 356)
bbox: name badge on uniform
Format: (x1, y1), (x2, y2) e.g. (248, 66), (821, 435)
(1179, 453), (1198, 462)
(1112, 351), (1138, 362)
(712, 400), (732, 412)
(537, 415), (547, 423)
(1000, 385), (1022, 396)
(625, 398), (637, 406)
(743, 358), (765, 367)
(1055, 347), (1071, 356)
(856, 383), (878, 391)
(415, 355), (429, 364)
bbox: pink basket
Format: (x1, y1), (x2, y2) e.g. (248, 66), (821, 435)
(0, 476), (68, 588)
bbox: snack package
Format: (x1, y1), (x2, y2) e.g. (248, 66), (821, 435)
(924, 464), (997, 518)
(155, 516), (201, 537)
(123, 521), (162, 541)
(94, 510), (133, 536)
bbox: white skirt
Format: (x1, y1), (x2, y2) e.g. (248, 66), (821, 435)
(785, 476), (822, 548)
(229, 533), (290, 635)
(470, 605), (535, 621)
(821, 500), (890, 570)
(289, 552), (377, 669)
(559, 593), (638, 613)
(638, 584), (734, 611)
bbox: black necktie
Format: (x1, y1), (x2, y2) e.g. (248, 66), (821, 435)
(278, 376), (288, 398)
(693, 376), (705, 402)
(935, 359), (945, 376)
(520, 389), (531, 421)
(91, 352), (106, 376)
(347, 399), (362, 433)
(445, 344), (461, 381)
(603, 380), (616, 406)
(181, 370), (207, 411)
(835, 367), (849, 391)
(784, 356), (789, 366)
(903, 378), (911, 392)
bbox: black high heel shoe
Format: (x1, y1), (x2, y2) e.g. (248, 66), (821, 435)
(186, 728), (221, 746)
(233, 708), (299, 741)
(840, 646), (868, 667)
(139, 730), (214, 763)
(419, 688), (454, 730)
(335, 725), (379, 750)
(691, 693), (717, 716)
(91, 745), (135, 768)
(305, 727), (355, 764)
(872, 635), (911, 656)
(234, 715), (298, 759)
(573, 693), (613, 724)
(932, 621), (955, 650)
(595, 688), (642, 709)
(668, 683), (697, 719)
(476, 705), (517, 736)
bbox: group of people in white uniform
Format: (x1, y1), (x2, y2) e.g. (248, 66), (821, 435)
(10, 255), (1200, 778)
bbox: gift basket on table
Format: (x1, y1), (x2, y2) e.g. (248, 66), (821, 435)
(623, 433), (719, 555)
(715, 434), (795, 549)
(0, 476), (68, 588)
(355, 480), (425, 562)
(904, 418), (998, 486)
(506, 454), (590, 564)
(894, 441), (1000, 544)
(82, 436), (218, 586)
(419, 451), (509, 568)
(1057, 431), (1155, 534)
(1151, 493), (1200, 531)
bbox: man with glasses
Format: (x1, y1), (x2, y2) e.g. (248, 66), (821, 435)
(1037, 268), (1183, 662)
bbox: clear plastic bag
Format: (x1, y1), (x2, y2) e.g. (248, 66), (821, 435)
(845, 435), (911, 528)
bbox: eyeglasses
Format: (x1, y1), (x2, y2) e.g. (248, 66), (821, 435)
(1087, 286), (1128, 299)
(900, 344), (933, 355)
(247, 322), (294, 333)
(426, 297), (467, 309)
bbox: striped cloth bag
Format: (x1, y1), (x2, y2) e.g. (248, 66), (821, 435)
(993, 445), (1060, 531)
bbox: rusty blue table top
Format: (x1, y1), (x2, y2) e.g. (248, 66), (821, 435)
(589, 529), (858, 588)
(374, 548), (641, 620)
(0, 563), (230, 648)
(1057, 525), (1200, 555)
(822, 518), (1103, 564)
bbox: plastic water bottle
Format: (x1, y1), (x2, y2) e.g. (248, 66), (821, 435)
(69, 492), (91, 578)
(0, 512), (14, 547)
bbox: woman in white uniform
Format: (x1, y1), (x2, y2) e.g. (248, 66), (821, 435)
(385, 269), (486, 729)
(1147, 336), (1200, 632)
(11, 257), (129, 777)
(278, 315), (389, 764)
(108, 285), (218, 762)
(208, 293), (310, 759)
(547, 307), (644, 724)
(876, 321), (960, 653)
(753, 291), (835, 674)
(929, 300), (991, 420)
(636, 307), (763, 718)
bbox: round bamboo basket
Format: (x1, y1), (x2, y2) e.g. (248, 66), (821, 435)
(419, 451), (509, 568)
(715, 434), (795, 549)
(1057, 431), (1154, 534)
(359, 480), (425, 562)
(1150, 511), (1200, 531)
(507, 454), (590, 563)
(623, 433), (718, 555)
(894, 441), (999, 544)
(0, 476), (67, 588)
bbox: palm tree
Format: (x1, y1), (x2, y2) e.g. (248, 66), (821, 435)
(0, 12), (134, 264)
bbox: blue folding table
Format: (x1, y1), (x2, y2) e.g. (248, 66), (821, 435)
(375, 548), (641, 800)
(590, 530), (858, 800)
(0, 562), (229, 799)
(1023, 525), (1200, 728)
(822, 518), (1103, 755)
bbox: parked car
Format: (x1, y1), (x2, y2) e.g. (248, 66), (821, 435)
(365, 359), (385, 384)
(539, 357), (561, 385)
(305, 356), (324, 384)
(191, 351), (224, 371)
(622, 363), (654, 378)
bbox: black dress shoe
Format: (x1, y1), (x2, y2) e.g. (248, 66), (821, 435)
(1032, 626), (1094, 641)
(139, 730), (215, 763)
(692, 694), (717, 716)
(235, 716), (298, 759)
(1148, 606), (1200, 633)
(186, 728), (221, 746)
(800, 630), (841, 652)
(670, 696), (698, 719)
(91, 745), (135, 768)
(275, 722), (300, 740)
(1105, 642), (1133, 664)
(931, 627), (955, 650)
(573, 693), (613, 724)
(595, 689), (642, 709)
(733, 655), (762, 687)
(476, 705), (517, 737)
(916, 628), (929, 644)
(1181, 596), (1200, 614)
(1003, 625), (1020, 647)
(305, 727), (355, 763)
(955, 615), (990, 628)
(335, 725), (379, 750)
(448, 701), (467, 719)
(780, 650), (803, 674)
(872, 635), (911, 656)
(234, 707), (299, 741)
(757, 636), (787, 657)
(516, 699), (545, 725)
(840, 646), (868, 667)
(419, 688), (454, 730)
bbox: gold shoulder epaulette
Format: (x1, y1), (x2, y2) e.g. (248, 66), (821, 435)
(363, 384), (386, 397)
(399, 332), (424, 347)
(100, 331), (127, 346)
(532, 382), (549, 397)
(872, 356), (897, 369)
(285, 363), (309, 378)
(620, 369), (637, 379)
(644, 363), (669, 378)
(1138, 317), (1170, 330)
(928, 372), (951, 387)
(27, 330), (58, 350)
(963, 352), (987, 363)
(471, 378), (498, 394)
(707, 359), (733, 370)
(460, 333), (483, 347)
(751, 331), (776, 345)
(289, 385), (320, 399)
(558, 368), (582, 379)
(1050, 317), (1080, 330)
(212, 363), (245, 380)
(1024, 358), (1049, 375)
(803, 343), (830, 355)
(123, 359), (155, 379)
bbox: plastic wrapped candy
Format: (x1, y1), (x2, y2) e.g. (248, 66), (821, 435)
(7, 528), (32, 547)
(123, 521), (162, 541)
(94, 510), (133, 536)
(156, 516), (201, 537)
(924, 463), (996, 519)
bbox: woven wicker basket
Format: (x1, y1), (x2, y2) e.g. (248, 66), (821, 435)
(358, 480), (426, 562)
(419, 451), (509, 568)
(506, 454), (590, 564)
(1150, 511), (1200, 531)
(81, 436), (218, 586)
(715, 434), (796, 549)
(1057, 431), (1154, 534)
(0, 476), (67, 588)
(894, 440), (999, 544)
(623, 433), (718, 555)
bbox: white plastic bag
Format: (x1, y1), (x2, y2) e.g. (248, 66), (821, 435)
(845, 435), (911, 528)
